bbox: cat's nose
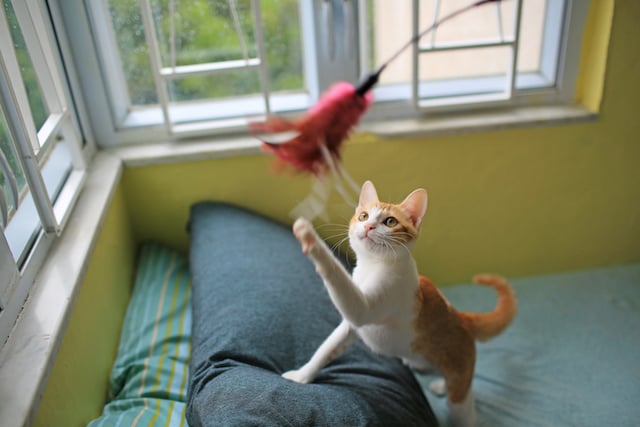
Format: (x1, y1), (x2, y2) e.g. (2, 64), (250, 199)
(364, 224), (376, 234)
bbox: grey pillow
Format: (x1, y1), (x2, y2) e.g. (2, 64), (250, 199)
(187, 202), (437, 426)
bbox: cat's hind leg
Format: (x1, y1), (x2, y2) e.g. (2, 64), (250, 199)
(448, 390), (476, 427)
(441, 369), (476, 427)
(282, 320), (356, 384)
(428, 378), (447, 396)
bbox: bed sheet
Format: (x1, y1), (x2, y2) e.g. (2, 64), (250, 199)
(419, 264), (640, 427)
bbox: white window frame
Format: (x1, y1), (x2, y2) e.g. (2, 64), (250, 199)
(0, 0), (92, 347)
(60, 0), (590, 147)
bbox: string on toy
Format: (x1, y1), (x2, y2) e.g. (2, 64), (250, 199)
(290, 141), (361, 222)
(249, 0), (506, 221)
(355, 0), (503, 96)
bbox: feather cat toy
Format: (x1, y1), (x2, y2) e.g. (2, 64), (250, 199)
(250, 0), (504, 219)
(284, 181), (517, 427)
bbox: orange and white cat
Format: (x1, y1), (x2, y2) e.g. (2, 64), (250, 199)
(283, 181), (516, 427)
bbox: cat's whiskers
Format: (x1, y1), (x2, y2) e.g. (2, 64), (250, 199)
(311, 225), (350, 261)
(372, 235), (400, 261)
(316, 224), (348, 245)
(389, 232), (415, 245)
(316, 222), (348, 232)
(316, 224), (348, 240)
(322, 230), (348, 241)
(376, 233), (414, 261)
(330, 235), (351, 256)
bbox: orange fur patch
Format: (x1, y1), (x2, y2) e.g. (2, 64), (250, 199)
(411, 276), (476, 403)
(411, 274), (516, 403)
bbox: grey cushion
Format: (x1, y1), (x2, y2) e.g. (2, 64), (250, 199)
(187, 202), (437, 426)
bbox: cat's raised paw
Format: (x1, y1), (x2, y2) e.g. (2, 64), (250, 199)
(293, 217), (317, 254)
(282, 369), (312, 384)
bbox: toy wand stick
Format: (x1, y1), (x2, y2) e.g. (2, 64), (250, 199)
(249, 0), (506, 219)
(250, 0), (505, 177)
(356, 0), (503, 96)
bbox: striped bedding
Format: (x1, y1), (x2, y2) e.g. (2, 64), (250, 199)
(88, 243), (191, 427)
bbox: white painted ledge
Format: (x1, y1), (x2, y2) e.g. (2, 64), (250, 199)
(112, 104), (596, 167)
(0, 152), (122, 427)
(362, 104), (597, 138)
(113, 135), (263, 167)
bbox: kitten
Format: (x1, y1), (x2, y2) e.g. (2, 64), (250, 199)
(283, 180), (516, 427)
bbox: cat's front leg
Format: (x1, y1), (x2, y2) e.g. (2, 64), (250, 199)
(293, 217), (371, 327)
(283, 320), (356, 384)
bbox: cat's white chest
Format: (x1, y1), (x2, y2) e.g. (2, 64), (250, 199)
(351, 259), (417, 300)
(351, 260), (418, 357)
(351, 262), (392, 293)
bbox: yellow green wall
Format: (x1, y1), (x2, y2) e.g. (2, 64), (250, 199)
(124, 0), (637, 285)
(35, 1), (639, 425)
(33, 185), (136, 427)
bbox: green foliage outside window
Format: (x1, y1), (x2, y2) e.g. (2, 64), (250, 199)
(1, 0), (42, 204)
(108, 0), (304, 105)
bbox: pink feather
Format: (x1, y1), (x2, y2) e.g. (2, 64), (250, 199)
(249, 82), (373, 176)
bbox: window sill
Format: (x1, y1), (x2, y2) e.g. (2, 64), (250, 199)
(0, 152), (122, 427)
(112, 103), (596, 166)
(361, 104), (597, 139)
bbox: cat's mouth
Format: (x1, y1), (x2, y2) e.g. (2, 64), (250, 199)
(351, 229), (389, 252)
(358, 230), (381, 246)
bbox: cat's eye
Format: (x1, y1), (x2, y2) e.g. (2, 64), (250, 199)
(383, 217), (398, 227)
(358, 212), (368, 221)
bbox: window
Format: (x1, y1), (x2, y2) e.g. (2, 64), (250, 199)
(0, 0), (89, 346)
(61, 0), (590, 147)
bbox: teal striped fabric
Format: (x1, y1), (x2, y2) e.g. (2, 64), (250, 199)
(88, 243), (191, 427)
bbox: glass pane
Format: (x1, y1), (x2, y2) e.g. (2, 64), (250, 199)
(4, 138), (71, 263)
(261, 0), (303, 92)
(3, 0), (48, 129)
(418, 46), (511, 82)
(416, 46), (512, 100)
(156, 0), (258, 66)
(368, 0), (546, 85)
(0, 107), (26, 213)
(168, 69), (261, 102)
(516, 0), (546, 74)
(418, 0), (515, 45)
(107, 0), (303, 106)
(107, 0), (157, 104)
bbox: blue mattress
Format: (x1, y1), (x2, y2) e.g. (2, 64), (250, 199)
(419, 263), (640, 427)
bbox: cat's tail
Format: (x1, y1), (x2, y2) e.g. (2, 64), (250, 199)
(460, 274), (517, 342)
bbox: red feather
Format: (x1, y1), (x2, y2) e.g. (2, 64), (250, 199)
(249, 0), (500, 176)
(249, 82), (373, 176)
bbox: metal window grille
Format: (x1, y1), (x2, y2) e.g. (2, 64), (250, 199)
(412, 0), (523, 109)
(139, 0), (271, 136)
(0, 0), (86, 346)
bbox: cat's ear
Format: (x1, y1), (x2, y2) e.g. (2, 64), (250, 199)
(358, 180), (379, 207)
(401, 188), (428, 228)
